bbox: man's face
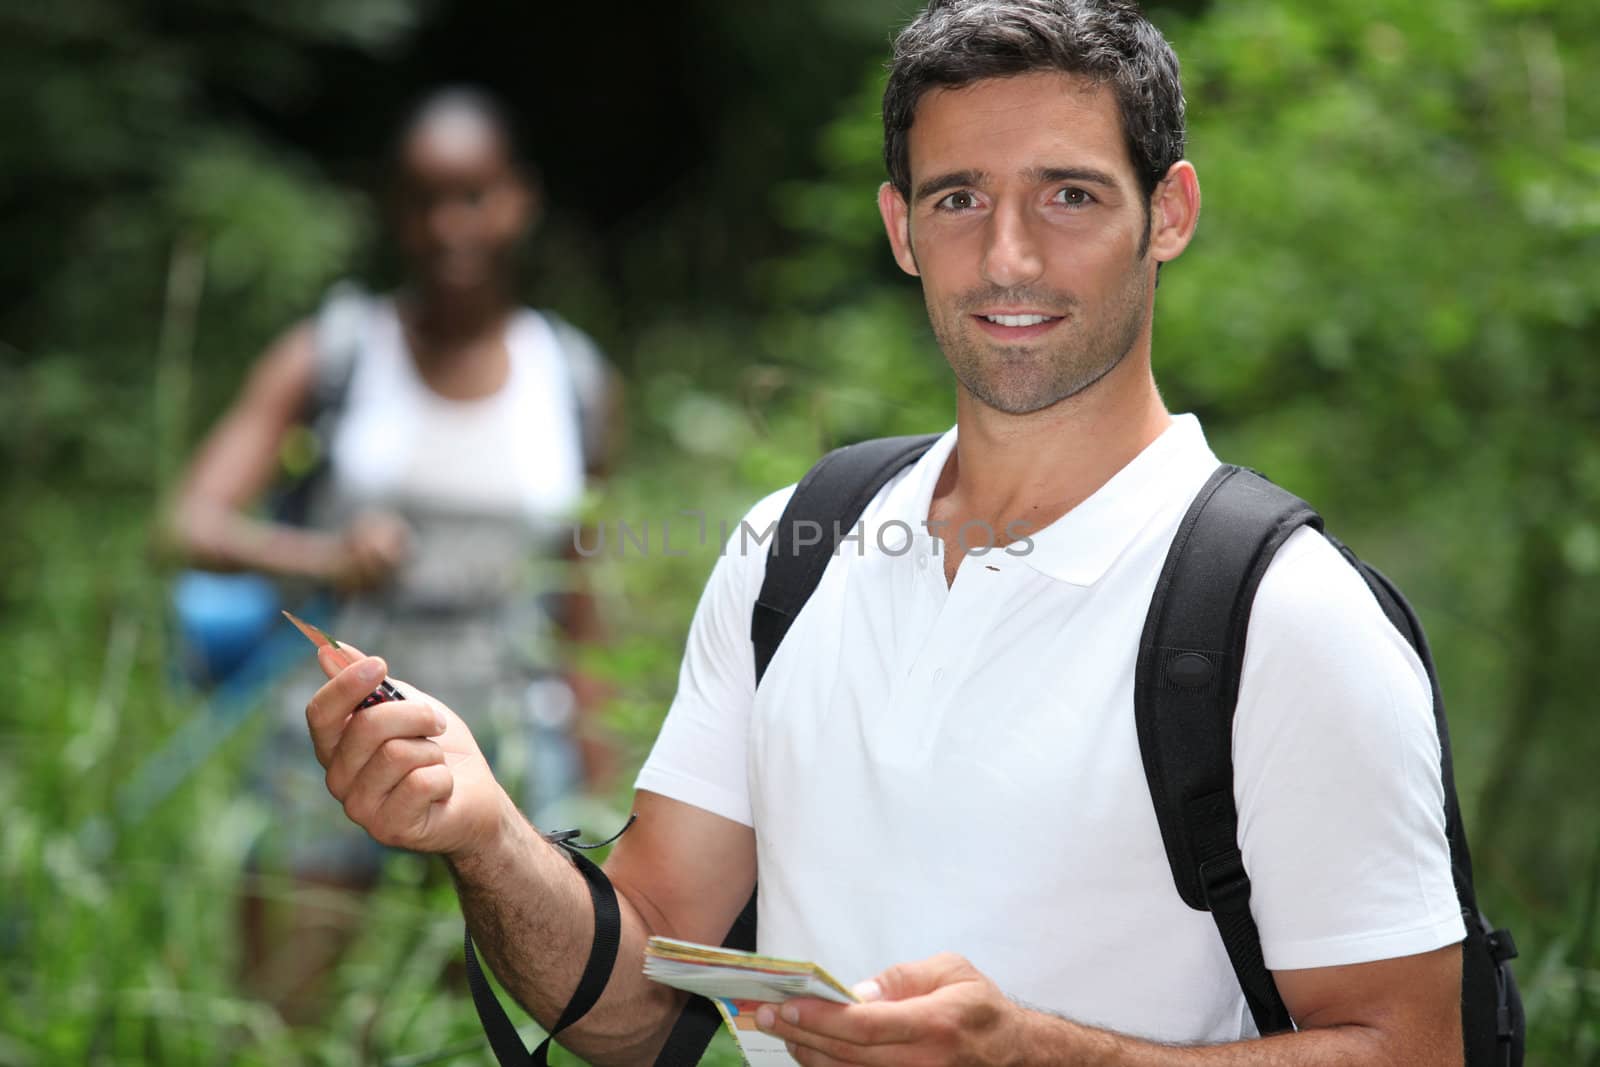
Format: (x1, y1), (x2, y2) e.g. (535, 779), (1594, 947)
(879, 72), (1159, 416)
(394, 111), (533, 293)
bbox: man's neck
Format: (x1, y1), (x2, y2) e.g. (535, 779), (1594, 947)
(933, 359), (1172, 547)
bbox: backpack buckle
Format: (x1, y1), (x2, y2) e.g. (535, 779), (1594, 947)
(1198, 852), (1252, 912)
(1486, 927), (1519, 964)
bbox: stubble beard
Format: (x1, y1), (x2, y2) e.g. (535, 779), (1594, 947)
(928, 263), (1153, 417)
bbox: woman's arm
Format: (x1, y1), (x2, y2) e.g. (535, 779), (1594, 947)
(163, 321), (405, 588)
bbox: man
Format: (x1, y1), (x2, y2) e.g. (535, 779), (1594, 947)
(304, 2), (1467, 1063)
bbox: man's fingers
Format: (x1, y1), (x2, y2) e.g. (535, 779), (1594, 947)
(340, 737), (448, 830)
(871, 953), (972, 1002)
(324, 701), (447, 798)
(755, 1009), (896, 1067)
(757, 1001), (918, 1053)
(371, 761), (454, 847)
(313, 643), (371, 680)
(305, 655), (386, 763)
(761, 957), (1000, 1067)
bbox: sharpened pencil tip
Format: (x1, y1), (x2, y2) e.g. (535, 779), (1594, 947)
(282, 610), (338, 650)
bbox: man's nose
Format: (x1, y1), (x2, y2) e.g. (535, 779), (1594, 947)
(980, 204), (1045, 290)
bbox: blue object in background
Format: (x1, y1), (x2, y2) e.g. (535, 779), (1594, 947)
(85, 575), (338, 843)
(171, 570), (284, 686)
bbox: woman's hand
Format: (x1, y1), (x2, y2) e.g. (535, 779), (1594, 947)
(325, 511), (412, 591)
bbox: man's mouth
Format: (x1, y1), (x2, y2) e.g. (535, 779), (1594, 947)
(980, 313), (1057, 326)
(972, 311), (1065, 339)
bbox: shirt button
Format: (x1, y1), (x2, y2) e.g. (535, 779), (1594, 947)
(917, 555), (928, 569)
(933, 668), (946, 685)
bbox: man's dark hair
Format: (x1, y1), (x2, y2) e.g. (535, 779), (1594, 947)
(883, 0), (1186, 206)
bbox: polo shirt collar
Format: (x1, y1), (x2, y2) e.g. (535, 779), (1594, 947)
(904, 414), (1219, 588)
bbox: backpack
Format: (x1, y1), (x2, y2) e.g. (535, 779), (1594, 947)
(652, 433), (1523, 1066)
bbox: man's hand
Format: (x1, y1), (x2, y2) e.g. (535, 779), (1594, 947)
(753, 953), (1025, 1067)
(756, 946), (1465, 1067)
(305, 646), (513, 860)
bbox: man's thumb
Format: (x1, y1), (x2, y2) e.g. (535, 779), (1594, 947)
(856, 953), (966, 1003)
(851, 978), (885, 1003)
(315, 642), (368, 679)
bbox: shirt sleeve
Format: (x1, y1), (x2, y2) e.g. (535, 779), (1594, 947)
(634, 486), (796, 827)
(1233, 527), (1466, 971)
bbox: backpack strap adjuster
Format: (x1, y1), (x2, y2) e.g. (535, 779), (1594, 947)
(1198, 851), (1252, 912)
(1486, 927), (1519, 964)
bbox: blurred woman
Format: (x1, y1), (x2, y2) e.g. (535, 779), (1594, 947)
(166, 86), (619, 1019)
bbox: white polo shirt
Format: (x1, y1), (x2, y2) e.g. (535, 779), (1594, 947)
(637, 414), (1464, 1044)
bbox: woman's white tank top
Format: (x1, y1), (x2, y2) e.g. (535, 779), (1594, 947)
(328, 300), (585, 523)
(317, 299), (586, 619)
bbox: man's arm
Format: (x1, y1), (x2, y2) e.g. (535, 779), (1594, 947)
(448, 789), (755, 1064)
(757, 944), (1462, 1067)
(305, 652), (755, 1066)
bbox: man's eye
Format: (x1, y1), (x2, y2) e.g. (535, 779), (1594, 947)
(1056, 187), (1093, 206)
(936, 191), (979, 211)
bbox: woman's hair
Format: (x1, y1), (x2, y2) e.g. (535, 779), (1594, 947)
(390, 84), (534, 175)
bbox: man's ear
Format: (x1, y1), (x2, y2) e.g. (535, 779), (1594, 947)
(877, 181), (920, 277)
(1147, 161), (1200, 264)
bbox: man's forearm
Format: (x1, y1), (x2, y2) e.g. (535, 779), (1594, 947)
(446, 800), (685, 1065)
(1017, 1008), (1445, 1067)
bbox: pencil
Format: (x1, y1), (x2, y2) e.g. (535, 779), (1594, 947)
(282, 610), (405, 709)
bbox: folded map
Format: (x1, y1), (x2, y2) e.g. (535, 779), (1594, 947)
(642, 936), (861, 1065)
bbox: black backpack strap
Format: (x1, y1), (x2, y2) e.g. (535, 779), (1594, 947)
(751, 433), (943, 679)
(652, 432), (941, 1067)
(273, 281), (369, 526)
(1134, 465), (1322, 1036)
